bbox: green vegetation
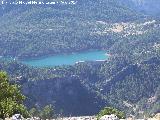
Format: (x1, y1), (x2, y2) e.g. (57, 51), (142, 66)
(0, 0), (141, 59)
(40, 105), (55, 120)
(29, 105), (55, 119)
(1, 23), (160, 115)
(0, 0), (160, 118)
(97, 107), (125, 119)
(0, 71), (29, 119)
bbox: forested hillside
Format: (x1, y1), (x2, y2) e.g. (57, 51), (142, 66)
(0, 0), (142, 58)
(0, 19), (160, 117)
(0, 0), (160, 118)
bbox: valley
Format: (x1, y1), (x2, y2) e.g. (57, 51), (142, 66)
(0, 0), (160, 119)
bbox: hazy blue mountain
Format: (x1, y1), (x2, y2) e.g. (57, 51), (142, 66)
(119, 0), (160, 16)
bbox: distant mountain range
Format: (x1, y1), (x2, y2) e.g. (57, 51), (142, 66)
(119, 0), (160, 16)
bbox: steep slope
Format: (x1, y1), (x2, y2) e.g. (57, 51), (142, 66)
(0, 0), (141, 59)
(0, 0), (160, 117)
(0, 60), (106, 116)
(0, 19), (160, 116)
(0, 53), (160, 117)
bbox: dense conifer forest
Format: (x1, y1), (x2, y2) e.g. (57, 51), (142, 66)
(0, 0), (160, 118)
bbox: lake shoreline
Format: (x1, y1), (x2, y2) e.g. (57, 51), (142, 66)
(21, 50), (108, 67)
(18, 49), (107, 61)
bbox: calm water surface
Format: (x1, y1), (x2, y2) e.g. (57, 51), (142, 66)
(22, 51), (108, 67)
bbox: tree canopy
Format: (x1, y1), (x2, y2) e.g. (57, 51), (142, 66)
(97, 107), (126, 119)
(0, 71), (29, 119)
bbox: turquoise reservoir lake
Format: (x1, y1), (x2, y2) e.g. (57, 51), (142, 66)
(22, 51), (108, 67)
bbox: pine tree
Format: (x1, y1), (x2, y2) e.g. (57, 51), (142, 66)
(0, 71), (29, 119)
